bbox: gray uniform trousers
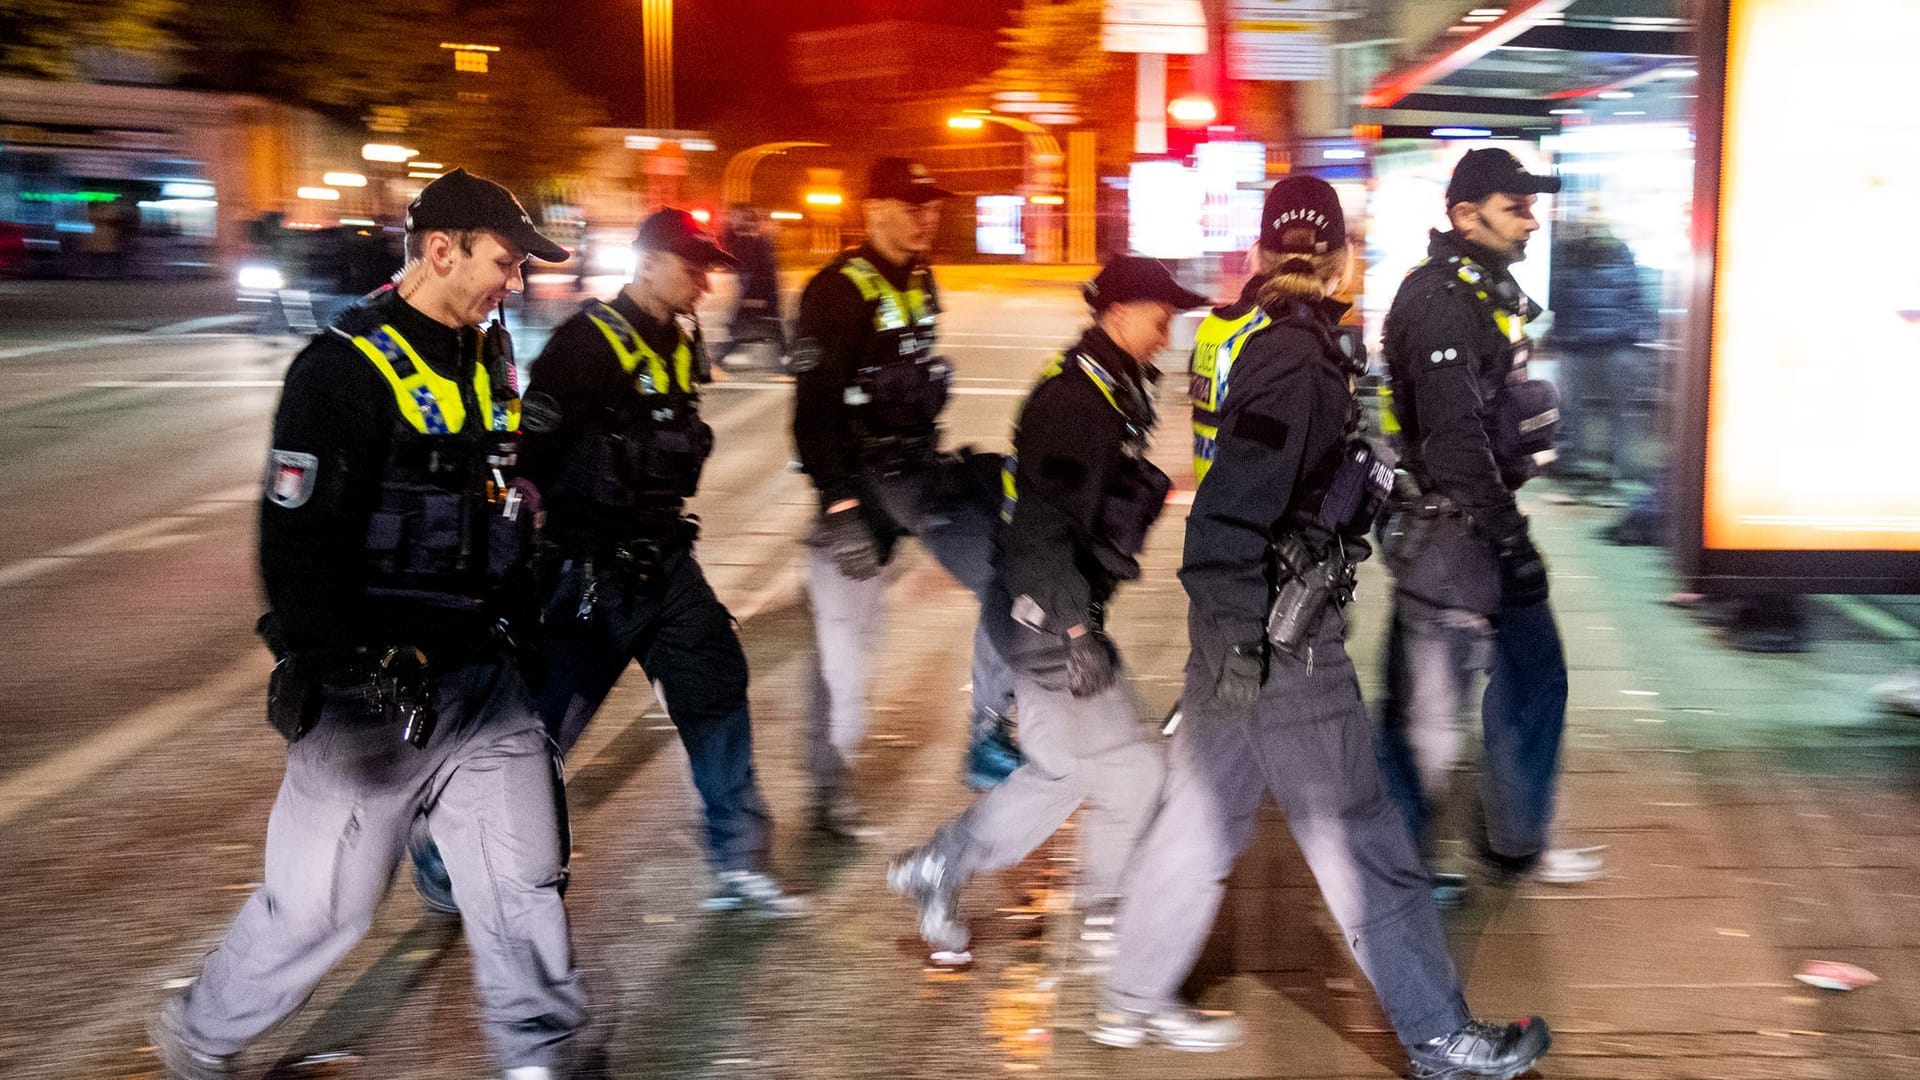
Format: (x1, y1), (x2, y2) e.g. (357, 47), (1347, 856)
(927, 579), (1167, 900)
(1103, 609), (1470, 1048)
(176, 659), (585, 1072)
(804, 462), (1017, 800)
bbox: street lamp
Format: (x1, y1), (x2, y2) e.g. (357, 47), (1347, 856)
(946, 111), (1066, 263)
(722, 141), (828, 206)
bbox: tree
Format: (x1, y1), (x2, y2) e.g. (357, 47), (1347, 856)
(975, 0), (1136, 174)
(0, 0), (186, 81)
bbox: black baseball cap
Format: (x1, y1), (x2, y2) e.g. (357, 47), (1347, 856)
(1261, 175), (1347, 255)
(864, 157), (954, 203)
(635, 208), (738, 269)
(1445, 148), (1562, 206)
(1083, 256), (1211, 312)
(405, 168), (569, 262)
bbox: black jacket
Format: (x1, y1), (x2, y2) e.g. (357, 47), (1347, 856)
(1182, 279), (1358, 649)
(1001, 327), (1159, 631)
(521, 290), (701, 543)
(790, 244), (941, 509)
(259, 287), (495, 655)
(1382, 230), (1532, 545)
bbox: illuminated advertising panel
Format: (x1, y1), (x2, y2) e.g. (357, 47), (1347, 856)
(1680, 0), (1920, 590)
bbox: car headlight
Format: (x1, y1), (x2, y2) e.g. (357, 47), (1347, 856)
(238, 265), (286, 291)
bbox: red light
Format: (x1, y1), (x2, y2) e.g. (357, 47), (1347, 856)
(1168, 96), (1218, 127)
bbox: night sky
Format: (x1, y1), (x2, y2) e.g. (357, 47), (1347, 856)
(533, 0), (1021, 132)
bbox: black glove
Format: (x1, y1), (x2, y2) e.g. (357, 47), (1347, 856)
(818, 505), (881, 581)
(1210, 642), (1267, 711)
(1497, 533), (1550, 608)
(1064, 630), (1119, 698)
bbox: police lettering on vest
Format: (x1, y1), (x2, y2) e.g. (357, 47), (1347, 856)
(340, 320), (532, 611)
(838, 256), (950, 432)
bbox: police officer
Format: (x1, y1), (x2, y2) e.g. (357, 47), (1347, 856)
(515, 207), (799, 915)
(886, 257), (1196, 954)
(1374, 149), (1602, 893)
(791, 156), (1020, 834)
(1092, 177), (1551, 1079)
(151, 169), (585, 1079)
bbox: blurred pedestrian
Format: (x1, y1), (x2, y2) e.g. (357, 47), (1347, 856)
(151, 169), (586, 1079)
(1375, 149), (1603, 899)
(887, 257), (1200, 954)
(713, 204), (786, 369)
(1548, 209), (1656, 496)
(518, 208), (798, 915)
(1092, 177), (1552, 1080)
(790, 156), (1021, 836)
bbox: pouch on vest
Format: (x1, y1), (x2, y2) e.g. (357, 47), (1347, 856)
(1492, 377), (1561, 466)
(858, 355), (950, 430)
(1092, 457), (1172, 581)
(1299, 437), (1397, 538)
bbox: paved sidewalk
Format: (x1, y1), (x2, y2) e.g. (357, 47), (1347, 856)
(1106, 487), (1920, 1079)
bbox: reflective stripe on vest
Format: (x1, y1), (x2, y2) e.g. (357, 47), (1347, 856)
(999, 351), (1127, 524)
(345, 324), (516, 434)
(840, 257), (935, 333)
(1187, 307), (1273, 485)
(584, 300), (695, 396)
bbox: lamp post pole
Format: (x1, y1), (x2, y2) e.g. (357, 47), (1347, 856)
(643, 0), (674, 130)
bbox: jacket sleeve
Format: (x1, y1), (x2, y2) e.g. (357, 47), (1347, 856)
(258, 338), (386, 653)
(521, 313), (619, 496)
(1179, 328), (1325, 648)
(791, 269), (869, 509)
(1002, 374), (1117, 629)
(1401, 291), (1528, 542)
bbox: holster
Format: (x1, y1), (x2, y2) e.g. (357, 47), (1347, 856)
(1379, 484), (1500, 615)
(1265, 533), (1355, 658)
(265, 656), (326, 743)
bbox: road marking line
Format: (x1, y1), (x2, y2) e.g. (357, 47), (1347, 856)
(0, 333), (148, 362)
(84, 380), (284, 389)
(0, 653), (270, 827)
(0, 483), (257, 587)
(703, 381), (1027, 397)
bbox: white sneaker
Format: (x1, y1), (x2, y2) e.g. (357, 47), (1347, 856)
(1534, 846), (1607, 884)
(1872, 673), (1920, 717)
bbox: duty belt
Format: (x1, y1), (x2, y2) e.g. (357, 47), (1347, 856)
(859, 432), (939, 476)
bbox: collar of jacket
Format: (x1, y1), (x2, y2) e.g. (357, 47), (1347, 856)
(852, 242), (920, 291)
(374, 287), (468, 379)
(610, 287), (687, 359)
(1072, 325), (1159, 428)
(1428, 228), (1515, 277)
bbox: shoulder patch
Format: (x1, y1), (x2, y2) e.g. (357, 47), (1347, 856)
(265, 450), (319, 509)
(520, 391), (562, 434)
(1230, 411), (1292, 451)
(790, 336), (822, 373)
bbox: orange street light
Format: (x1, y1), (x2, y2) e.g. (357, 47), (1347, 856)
(1168, 96), (1218, 126)
(803, 191), (844, 206)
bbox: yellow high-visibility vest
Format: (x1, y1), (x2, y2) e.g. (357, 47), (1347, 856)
(584, 300), (696, 396)
(1187, 305), (1274, 485)
(345, 323), (518, 434)
(840, 257), (935, 334)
